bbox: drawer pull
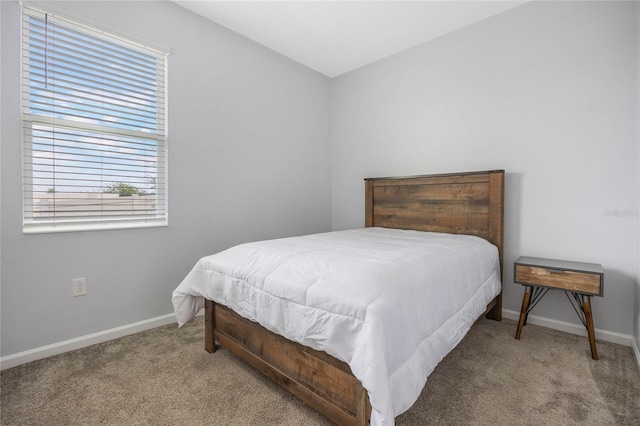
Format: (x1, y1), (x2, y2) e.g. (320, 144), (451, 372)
(546, 269), (565, 274)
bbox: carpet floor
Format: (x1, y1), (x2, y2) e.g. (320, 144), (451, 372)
(1, 317), (639, 425)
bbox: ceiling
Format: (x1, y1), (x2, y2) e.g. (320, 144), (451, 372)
(173, 1), (527, 77)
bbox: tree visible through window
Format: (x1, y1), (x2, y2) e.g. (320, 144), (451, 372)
(21, 5), (168, 233)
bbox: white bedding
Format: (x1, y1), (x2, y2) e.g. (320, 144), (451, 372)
(172, 227), (501, 426)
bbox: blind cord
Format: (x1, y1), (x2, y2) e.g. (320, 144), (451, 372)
(44, 13), (48, 89)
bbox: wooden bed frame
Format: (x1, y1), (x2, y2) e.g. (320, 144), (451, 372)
(204, 170), (505, 425)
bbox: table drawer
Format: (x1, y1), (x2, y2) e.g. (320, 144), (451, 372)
(514, 264), (602, 295)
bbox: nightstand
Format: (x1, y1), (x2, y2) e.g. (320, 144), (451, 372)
(514, 256), (604, 360)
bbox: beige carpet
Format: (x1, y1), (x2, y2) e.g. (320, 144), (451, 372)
(1, 317), (639, 425)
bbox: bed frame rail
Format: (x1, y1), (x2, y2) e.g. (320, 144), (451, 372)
(205, 300), (370, 426)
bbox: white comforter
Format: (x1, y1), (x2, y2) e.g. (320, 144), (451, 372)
(172, 227), (501, 426)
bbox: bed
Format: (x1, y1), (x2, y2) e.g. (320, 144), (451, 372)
(172, 169), (504, 426)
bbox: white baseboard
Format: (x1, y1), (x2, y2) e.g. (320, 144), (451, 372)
(502, 309), (633, 347)
(3, 310), (637, 374)
(0, 313), (177, 371)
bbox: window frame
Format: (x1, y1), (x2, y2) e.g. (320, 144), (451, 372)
(21, 5), (169, 234)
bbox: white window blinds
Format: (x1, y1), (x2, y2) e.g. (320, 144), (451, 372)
(21, 5), (168, 233)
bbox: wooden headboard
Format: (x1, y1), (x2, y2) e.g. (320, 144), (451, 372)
(364, 169), (505, 274)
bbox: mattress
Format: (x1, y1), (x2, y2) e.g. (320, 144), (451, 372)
(172, 227), (501, 426)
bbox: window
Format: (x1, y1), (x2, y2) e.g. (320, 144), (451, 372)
(21, 5), (168, 233)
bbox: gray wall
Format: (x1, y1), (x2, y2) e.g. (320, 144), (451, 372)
(0, 0), (332, 356)
(331, 1), (639, 337)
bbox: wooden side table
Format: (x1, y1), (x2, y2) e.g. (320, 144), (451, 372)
(514, 256), (604, 360)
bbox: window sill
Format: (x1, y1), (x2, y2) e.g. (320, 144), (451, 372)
(23, 220), (169, 235)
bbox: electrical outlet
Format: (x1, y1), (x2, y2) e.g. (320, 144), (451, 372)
(72, 277), (87, 297)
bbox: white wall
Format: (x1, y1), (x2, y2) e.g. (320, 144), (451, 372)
(0, 0), (332, 357)
(332, 1), (639, 337)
